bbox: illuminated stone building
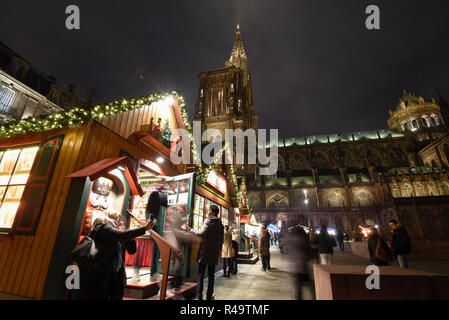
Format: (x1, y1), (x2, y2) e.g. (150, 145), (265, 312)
(194, 25), (258, 177)
(0, 41), (87, 124)
(197, 26), (449, 240)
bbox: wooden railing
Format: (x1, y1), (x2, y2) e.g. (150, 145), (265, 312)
(127, 211), (180, 300)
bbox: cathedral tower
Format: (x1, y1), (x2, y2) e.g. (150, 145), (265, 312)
(194, 25), (258, 177)
(195, 25), (258, 138)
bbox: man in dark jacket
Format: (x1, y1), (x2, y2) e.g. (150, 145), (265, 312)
(312, 225), (337, 265)
(188, 205), (224, 300)
(146, 185), (168, 275)
(388, 219), (411, 268)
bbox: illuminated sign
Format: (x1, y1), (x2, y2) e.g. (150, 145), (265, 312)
(206, 170), (227, 195)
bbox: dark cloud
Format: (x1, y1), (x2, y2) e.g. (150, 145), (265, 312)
(1, 0), (448, 138)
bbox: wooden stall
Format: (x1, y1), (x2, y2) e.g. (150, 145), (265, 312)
(0, 93), (191, 299)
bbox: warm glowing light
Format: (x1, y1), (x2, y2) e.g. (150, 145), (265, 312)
(156, 157), (164, 164)
(164, 96), (174, 106)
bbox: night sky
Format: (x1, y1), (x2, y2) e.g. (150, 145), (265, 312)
(1, 0), (448, 138)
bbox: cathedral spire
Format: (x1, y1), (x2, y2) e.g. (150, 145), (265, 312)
(226, 24), (248, 72)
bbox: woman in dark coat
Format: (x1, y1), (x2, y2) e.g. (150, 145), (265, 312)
(78, 212), (153, 300)
(367, 227), (391, 266)
(259, 225), (271, 271)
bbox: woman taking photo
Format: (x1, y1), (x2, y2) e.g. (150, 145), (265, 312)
(78, 211), (153, 300)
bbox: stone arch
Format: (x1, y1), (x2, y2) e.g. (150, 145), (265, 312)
(419, 209), (436, 229)
(314, 151), (331, 169)
(443, 144), (449, 165)
(441, 181), (449, 195)
(440, 208), (449, 236)
(278, 155), (287, 172)
(428, 181), (439, 196)
(414, 182), (424, 196)
(267, 194), (288, 209)
(399, 209), (415, 232)
(288, 152), (308, 171)
(324, 192), (344, 207)
(401, 183), (413, 197)
(391, 183), (400, 198)
(354, 191), (374, 206)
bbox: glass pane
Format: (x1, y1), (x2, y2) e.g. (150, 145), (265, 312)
(10, 147), (39, 185)
(0, 186), (5, 201)
(0, 149), (20, 186)
(0, 185), (25, 228)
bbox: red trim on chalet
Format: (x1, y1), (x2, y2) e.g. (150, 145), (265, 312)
(67, 156), (144, 196)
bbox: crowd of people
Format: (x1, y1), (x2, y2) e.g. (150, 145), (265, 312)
(71, 201), (412, 300)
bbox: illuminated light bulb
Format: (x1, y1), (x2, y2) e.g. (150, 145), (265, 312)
(156, 157), (164, 164)
(164, 96), (174, 106)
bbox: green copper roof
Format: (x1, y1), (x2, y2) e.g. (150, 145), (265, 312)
(264, 129), (404, 148)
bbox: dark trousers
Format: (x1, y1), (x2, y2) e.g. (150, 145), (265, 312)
(261, 256), (271, 270)
(109, 267), (127, 300)
(151, 238), (159, 274)
(295, 273), (310, 300)
(197, 263), (215, 300)
(339, 241), (344, 252)
(231, 257), (238, 273)
(222, 258), (231, 276)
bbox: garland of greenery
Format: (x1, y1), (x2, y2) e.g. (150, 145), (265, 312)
(0, 90), (244, 206)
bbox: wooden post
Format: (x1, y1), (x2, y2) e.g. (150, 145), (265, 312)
(127, 211), (180, 300)
(148, 230), (180, 300)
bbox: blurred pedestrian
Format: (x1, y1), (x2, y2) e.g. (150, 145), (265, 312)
(312, 225), (337, 265)
(309, 229), (320, 264)
(78, 212), (153, 300)
(187, 205), (224, 300)
(259, 225), (271, 271)
(164, 206), (200, 294)
(388, 219), (411, 268)
(337, 231), (345, 252)
(231, 228), (240, 274)
(221, 225), (234, 278)
(285, 226), (311, 300)
(146, 184), (168, 277)
(367, 226), (392, 266)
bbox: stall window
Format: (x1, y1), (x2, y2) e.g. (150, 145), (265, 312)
(0, 146), (39, 230)
(193, 194), (205, 230)
(222, 207), (229, 226)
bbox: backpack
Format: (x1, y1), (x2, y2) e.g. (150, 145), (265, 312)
(375, 238), (394, 262)
(70, 236), (114, 271)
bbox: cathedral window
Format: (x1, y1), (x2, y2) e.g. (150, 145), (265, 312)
(415, 183), (423, 196)
(411, 119), (418, 131)
(421, 117), (428, 128)
(391, 184), (400, 198)
(430, 116), (437, 127)
(428, 182), (438, 196)
(200, 89), (204, 98)
(401, 183), (413, 197)
(230, 83), (234, 92)
(0, 85), (16, 113)
(441, 182), (449, 195)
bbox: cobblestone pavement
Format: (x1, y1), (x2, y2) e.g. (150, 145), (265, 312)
(209, 243), (449, 300)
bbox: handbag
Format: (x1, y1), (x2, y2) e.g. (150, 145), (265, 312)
(375, 238), (393, 262)
(70, 236), (114, 271)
